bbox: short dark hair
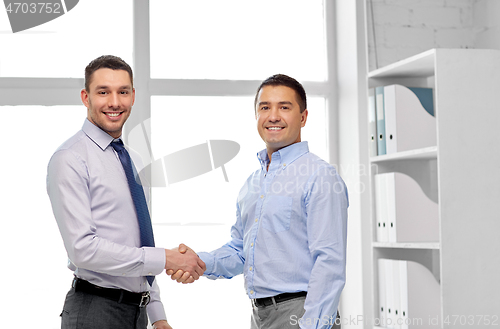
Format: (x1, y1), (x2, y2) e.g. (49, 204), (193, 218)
(84, 55), (133, 91)
(254, 74), (307, 113)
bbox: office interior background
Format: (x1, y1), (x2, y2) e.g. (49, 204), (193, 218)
(1, 0), (499, 328)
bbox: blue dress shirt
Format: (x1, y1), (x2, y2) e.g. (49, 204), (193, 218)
(198, 141), (348, 329)
(46, 119), (167, 323)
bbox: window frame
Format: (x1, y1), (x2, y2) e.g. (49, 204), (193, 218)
(0, 0), (337, 164)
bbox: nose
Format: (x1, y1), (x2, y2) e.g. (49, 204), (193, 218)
(108, 92), (120, 108)
(268, 107), (281, 122)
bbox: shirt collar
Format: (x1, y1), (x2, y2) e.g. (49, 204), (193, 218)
(82, 118), (117, 151)
(257, 141), (309, 171)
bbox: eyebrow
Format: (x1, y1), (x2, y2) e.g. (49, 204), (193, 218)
(258, 101), (293, 106)
(95, 85), (132, 90)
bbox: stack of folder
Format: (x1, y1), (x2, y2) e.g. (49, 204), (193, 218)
(378, 259), (441, 329)
(369, 85), (436, 157)
(374, 172), (439, 243)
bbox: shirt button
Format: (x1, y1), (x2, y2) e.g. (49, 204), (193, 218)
(250, 290), (254, 294)
(251, 242), (254, 247)
(148, 272), (153, 275)
(283, 163), (286, 167)
(255, 218), (258, 222)
(260, 195), (264, 198)
(249, 267), (253, 271)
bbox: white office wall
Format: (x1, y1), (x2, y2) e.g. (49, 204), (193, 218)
(334, 1), (371, 329)
(366, 0), (500, 72)
(474, 0), (500, 49)
(366, 0), (477, 71)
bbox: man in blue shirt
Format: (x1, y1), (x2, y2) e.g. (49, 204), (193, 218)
(170, 74), (348, 329)
(47, 55), (205, 329)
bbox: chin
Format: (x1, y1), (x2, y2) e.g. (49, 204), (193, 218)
(266, 141), (285, 150)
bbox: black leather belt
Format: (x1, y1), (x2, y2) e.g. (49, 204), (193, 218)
(253, 291), (307, 308)
(72, 277), (150, 308)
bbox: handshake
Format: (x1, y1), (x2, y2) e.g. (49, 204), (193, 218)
(164, 244), (205, 284)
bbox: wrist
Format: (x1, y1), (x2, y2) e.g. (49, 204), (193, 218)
(164, 249), (174, 269)
(153, 319), (171, 329)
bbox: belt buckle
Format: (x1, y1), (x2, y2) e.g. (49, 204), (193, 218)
(139, 291), (150, 308)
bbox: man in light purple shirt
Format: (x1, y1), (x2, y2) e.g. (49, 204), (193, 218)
(47, 55), (204, 329)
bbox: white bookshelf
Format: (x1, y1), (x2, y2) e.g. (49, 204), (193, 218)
(370, 146), (437, 163)
(367, 49), (500, 329)
(372, 242), (440, 250)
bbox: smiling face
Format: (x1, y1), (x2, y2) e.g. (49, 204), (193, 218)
(255, 85), (308, 158)
(81, 68), (135, 138)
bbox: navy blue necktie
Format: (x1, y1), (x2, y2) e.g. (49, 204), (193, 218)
(111, 140), (155, 286)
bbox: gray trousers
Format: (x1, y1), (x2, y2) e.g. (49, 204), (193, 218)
(251, 296), (341, 329)
(60, 287), (148, 329)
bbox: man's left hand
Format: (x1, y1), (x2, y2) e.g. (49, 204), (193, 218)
(153, 320), (173, 329)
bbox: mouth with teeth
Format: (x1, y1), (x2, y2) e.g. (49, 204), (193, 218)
(105, 111), (124, 119)
(266, 126), (285, 131)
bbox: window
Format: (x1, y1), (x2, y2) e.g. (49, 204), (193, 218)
(0, 0), (133, 77)
(150, 0), (327, 81)
(0, 106), (83, 327)
(0, 1), (334, 328)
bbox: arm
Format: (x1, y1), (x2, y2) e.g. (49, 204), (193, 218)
(301, 166), (349, 329)
(47, 149), (203, 278)
(148, 278), (168, 325)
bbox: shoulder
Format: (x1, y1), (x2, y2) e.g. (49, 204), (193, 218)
(300, 152), (348, 198)
(298, 151), (340, 178)
(52, 130), (87, 154)
(48, 130), (88, 171)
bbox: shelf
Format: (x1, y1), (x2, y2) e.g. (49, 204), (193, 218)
(366, 49), (500, 327)
(370, 146), (437, 163)
(373, 242), (440, 250)
(368, 49), (435, 79)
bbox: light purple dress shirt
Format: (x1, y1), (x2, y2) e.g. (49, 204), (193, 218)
(47, 119), (167, 323)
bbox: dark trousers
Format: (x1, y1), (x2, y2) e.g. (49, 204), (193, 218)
(60, 287), (147, 329)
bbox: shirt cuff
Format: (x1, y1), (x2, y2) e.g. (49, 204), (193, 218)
(197, 252), (216, 278)
(142, 247), (166, 276)
(147, 300), (167, 325)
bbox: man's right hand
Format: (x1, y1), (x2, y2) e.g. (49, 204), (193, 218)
(165, 244), (205, 281)
(166, 244), (199, 283)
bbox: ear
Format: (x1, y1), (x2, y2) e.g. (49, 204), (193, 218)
(300, 109), (308, 127)
(81, 89), (89, 108)
(131, 88), (136, 106)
